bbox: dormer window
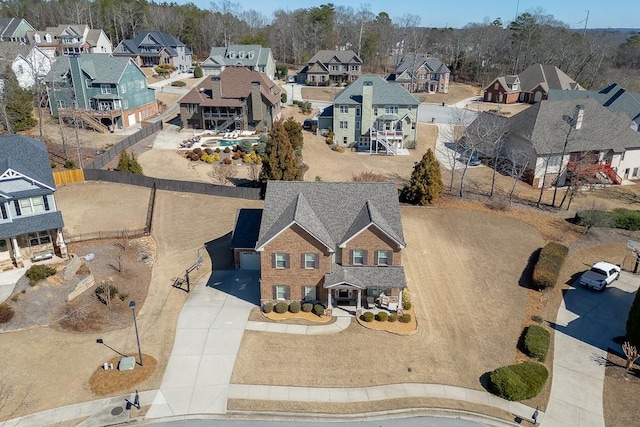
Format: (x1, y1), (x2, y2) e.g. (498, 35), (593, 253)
(45, 34), (52, 43)
(34, 34), (41, 43)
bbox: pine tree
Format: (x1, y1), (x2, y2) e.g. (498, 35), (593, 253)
(402, 148), (443, 205)
(260, 119), (303, 183)
(627, 291), (640, 347)
(283, 117), (303, 154)
(3, 65), (36, 132)
(115, 150), (143, 174)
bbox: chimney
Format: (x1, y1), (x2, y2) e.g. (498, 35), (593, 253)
(68, 55), (87, 109)
(251, 81), (263, 121)
(361, 80), (373, 136)
(574, 105), (584, 130)
(211, 76), (222, 99)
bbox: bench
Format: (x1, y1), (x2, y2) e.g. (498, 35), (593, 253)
(31, 249), (54, 262)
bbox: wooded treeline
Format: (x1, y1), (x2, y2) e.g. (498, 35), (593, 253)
(2, 1), (639, 89)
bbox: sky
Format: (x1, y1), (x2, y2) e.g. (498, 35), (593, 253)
(188, 0), (638, 29)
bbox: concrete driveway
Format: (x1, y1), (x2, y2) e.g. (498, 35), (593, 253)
(145, 270), (259, 419)
(543, 271), (640, 426)
(417, 104), (477, 124)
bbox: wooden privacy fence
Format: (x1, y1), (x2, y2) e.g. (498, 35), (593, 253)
(53, 169), (85, 186)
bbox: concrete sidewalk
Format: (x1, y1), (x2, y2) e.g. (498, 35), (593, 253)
(245, 316), (351, 335)
(542, 272), (640, 426)
(0, 268), (25, 303)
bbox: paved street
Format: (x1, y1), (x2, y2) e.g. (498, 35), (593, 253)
(150, 416), (495, 426)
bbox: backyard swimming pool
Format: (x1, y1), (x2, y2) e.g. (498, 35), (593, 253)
(203, 139), (259, 147)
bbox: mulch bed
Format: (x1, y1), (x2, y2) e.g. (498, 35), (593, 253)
(90, 354), (157, 396)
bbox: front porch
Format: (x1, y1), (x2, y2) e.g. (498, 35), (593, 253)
(0, 228), (67, 270)
(326, 286), (403, 317)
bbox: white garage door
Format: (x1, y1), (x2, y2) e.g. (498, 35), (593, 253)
(128, 113), (136, 126)
(239, 251), (260, 270)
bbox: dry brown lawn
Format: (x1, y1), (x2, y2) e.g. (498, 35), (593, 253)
(466, 101), (532, 116)
(603, 352), (640, 427)
(300, 86), (343, 102)
(417, 82), (481, 105)
(231, 208), (544, 390)
(90, 354), (157, 395)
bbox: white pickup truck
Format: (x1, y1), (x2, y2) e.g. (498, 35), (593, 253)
(579, 262), (621, 291)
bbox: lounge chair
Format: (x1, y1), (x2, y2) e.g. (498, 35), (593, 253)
(366, 296), (375, 309)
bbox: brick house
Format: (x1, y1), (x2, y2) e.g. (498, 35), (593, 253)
(179, 67), (281, 131)
(387, 54), (450, 93)
(297, 50), (362, 86)
(232, 181), (407, 315)
(484, 64), (583, 104)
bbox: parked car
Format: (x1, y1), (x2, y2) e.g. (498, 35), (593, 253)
(579, 261), (620, 291)
(462, 150), (481, 166)
(303, 118), (318, 132)
(287, 76), (296, 83)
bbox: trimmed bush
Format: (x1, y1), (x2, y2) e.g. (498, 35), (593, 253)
(313, 303), (325, 316)
(25, 264), (56, 285)
(0, 303), (15, 323)
(302, 302), (313, 313)
(399, 313), (412, 323)
(403, 301), (412, 310)
(274, 301), (288, 314)
(523, 325), (551, 362)
(222, 157), (232, 165)
(171, 80), (187, 87)
(262, 302), (273, 313)
(612, 209), (640, 231)
(361, 311), (374, 322)
(193, 66), (203, 78)
(388, 313), (398, 322)
(223, 146), (231, 153)
(489, 362), (549, 401)
(531, 242), (569, 290)
(376, 311), (388, 322)
(289, 301), (301, 313)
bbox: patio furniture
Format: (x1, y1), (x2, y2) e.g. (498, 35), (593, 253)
(31, 249), (54, 262)
(379, 295), (390, 308)
(387, 302), (398, 312)
(366, 296), (375, 309)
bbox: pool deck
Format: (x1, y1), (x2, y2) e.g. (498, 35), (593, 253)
(152, 124), (261, 150)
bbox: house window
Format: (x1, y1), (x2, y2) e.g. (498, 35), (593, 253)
(28, 231), (51, 246)
(546, 156), (561, 167)
(431, 74), (437, 80)
(0, 203), (7, 220)
(339, 121), (348, 129)
(339, 105), (348, 114)
(331, 65), (339, 71)
(356, 106), (361, 116)
(634, 167), (639, 177)
(385, 105), (398, 114)
(56, 100), (65, 108)
(355, 121), (360, 130)
(373, 108), (378, 116)
(121, 84), (126, 93)
(139, 80), (145, 89)
(274, 285), (290, 300)
(303, 286), (317, 300)
(100, 84), (111, 94)
(366, 288), (386, 297)
(18, 196), (47, 215)
(377, 250), (391, 265)
(186, 104), (197, 113)
(494, 82), (499, 90)
(343, 136), (348, 145)
(303, 253), (318, 269)
(621, 152), (626, 161)
(418, 73), (426, 79)
(274, 253), (289, 269)
(352, 249), (365, 265)
(85, 79), (92, 89)
(351, 65), (359, 71)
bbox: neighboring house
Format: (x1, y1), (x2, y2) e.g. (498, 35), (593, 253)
(26, 25), (112, 57)
(471, 98), (640, 188)
(320, 74), (419, 154)
(0, 17), (34, 43)
(179, 67), (281, 131)
(548, 83), (640, 132)
(113, 30), (191, 72)
(232, 181), (407, 314)
(484, 64), (583, 104)
(0, 43), (51, 89)
(387, 54), (451, 93)
(297, 49), (362, 86)
(201, 45), (275, 80)
(46, 54), (158, 131)
(0, 135), (67, 270)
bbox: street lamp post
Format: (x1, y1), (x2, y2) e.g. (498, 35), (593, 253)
(129, 300), (143, 366)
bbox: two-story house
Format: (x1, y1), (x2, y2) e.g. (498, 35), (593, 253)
(26, 25), (112, 58)
(319, 74), (419, 154)
(179, 67), (281, 132)
(113, 30), (192, 72)
(0, 43), (51, 89)
(46, 54), (158, 131)
(484, 64), (583, 104)
(0, 17), (35, 43)
(201, 45), (275, 80)
(297, 50), (362, 86)
(233, 181), (407, 314)
(388, 54), (451, 93)
(0, 135), (67, 269)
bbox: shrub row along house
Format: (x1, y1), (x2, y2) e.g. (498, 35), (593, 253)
(0, 136), (67, 270)
(45, 53), (158, 131)
(232, 181), (407, 314)
(179, 67), (281, 132)
(318, 75), (419, 154)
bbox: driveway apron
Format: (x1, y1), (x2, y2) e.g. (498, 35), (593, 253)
(543, 272), (639, 426)
(145, 270), (258, 418)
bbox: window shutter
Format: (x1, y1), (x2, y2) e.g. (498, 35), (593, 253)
(388, 251), (394, 265)
(271, 253), (276, 268)
(301, 253), (306, 269)
(272, 285), (277, 299)
(0, 203), (6, 220)
(43, 196), (50, 211)
(14, 200), (21, 216)
(363, 250), (368, 265)
(314, 253), (319, 268)
(349, 249), (354, 265)
(374, 250), (379, 266)
(285, 286), (291, 300)
(285, 253), (290, 269)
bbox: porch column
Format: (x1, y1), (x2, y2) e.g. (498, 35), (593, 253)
(327, 289), (332, 309)
(11, 237), (23, 267)
(356, 289), (362, 311)
(398, 289), (404, 315)
(56, 228), (68, 258)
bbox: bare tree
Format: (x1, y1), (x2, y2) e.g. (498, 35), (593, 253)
(623, 341), (639, 371)
(505, 145), (532, 205)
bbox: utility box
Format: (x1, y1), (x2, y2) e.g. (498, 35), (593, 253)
(118, 356), (136, 371)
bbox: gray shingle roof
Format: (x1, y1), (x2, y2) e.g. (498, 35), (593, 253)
(231, 208), (263, 249)
(395, 54), (450, 75)
(0, 135), (56, 189)
(46, 54), (132, 84)
(0, 211), (64, 240)
(114, 31), (189, 57)
(333, 74), (420, 106)
(324, 264), (406, 289)
(308, 50), (362, 65)
(505, 98), (640, 155)
(256, 181), (405, 251)
(204, 45), (271, 68)
(517, 64), (582, 92)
